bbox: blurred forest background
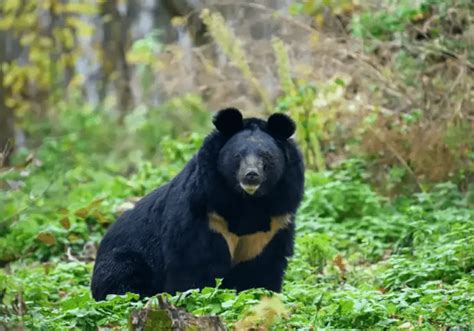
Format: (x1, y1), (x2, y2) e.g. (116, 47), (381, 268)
(0, 0), (473, 329)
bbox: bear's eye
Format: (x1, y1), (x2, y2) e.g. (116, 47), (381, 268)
(260, 152), (272, 162)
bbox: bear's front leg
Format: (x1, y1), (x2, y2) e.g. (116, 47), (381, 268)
(162, 228), (232, 294)
(163, 262), (229, 294)
(222, 253), (288, 292)
(222, 228), (294, 292)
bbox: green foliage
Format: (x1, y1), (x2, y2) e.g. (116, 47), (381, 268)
(299, 159), (383, 222)
(276, 78), (349, 171)
(272, 36), (325, 171)
(383, 208), (474, 289)
(352, 3), (425, 40)
(1, 120), (473, 329)
(0, 262), (143, 329)
(127, 94), (210, 157)
(127, 30), (164, 98)
(0, 99), (207, 263)
(352, 0), (473, 46)
(169, 281), (276, 324)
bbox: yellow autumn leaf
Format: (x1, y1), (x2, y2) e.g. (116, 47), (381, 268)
(61, 28), (75, 49)
(171, 16), (186, 28)
(4, 0), (21, 13)
(310, 31), (320, 48)
(63, 3), (98, 15)
(314, 13), (325, 27)
(0, 16), (14, 30)
(67, 74), (86, 89)
(3, 66), (18, 87)
(20, 32), (36, 46)
(28, 66), (40, 80)
(38, 36), (53, 48)
(5, 97), (17, 108)
(16, 102), (30, 115)
(23, 0), (37, 12)
(38, 1), (52, 11)
(66, 17), (95, 37)
(21, 13), (36, 27)
(29, 47), (43, 62)
(11, 77), (24, 94)
(62, 53), (77, 67)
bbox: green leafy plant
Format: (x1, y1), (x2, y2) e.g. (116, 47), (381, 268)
(6, 135), (474, 329)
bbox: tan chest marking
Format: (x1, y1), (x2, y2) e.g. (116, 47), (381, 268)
(208, 213), (291, 265)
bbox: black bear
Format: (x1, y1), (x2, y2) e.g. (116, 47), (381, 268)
(91, 108), (304, 300)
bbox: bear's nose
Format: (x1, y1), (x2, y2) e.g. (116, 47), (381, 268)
(245, 171), (260, 181)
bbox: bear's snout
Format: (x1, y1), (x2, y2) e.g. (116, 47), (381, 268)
(244, 170), (260, 183)
(238, 154), (264, 195)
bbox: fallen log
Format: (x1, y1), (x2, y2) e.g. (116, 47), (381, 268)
(128, 297), (226, 331)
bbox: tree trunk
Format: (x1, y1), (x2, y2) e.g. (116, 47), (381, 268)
(0, 31), (15, 167)
(154, 0), (208, 45)
(100, 0), (133, 121)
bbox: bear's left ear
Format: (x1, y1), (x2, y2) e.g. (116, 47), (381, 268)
(267, 113), (296, 140)
(213, 108), (244, 136)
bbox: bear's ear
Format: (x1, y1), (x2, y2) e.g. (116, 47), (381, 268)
(267, 113), (296, 139)
(213, 108), (244, 136)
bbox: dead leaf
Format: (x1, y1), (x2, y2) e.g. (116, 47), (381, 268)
(58, 208), (69, 215)
(93, 211), (109, 224)
(333, 255), (347, 276)
(37, 232), (56, 246)
(74, 208), (89, 218)
(87, 197), (105, 209)
(75, 198), (106, 218)
(60, 217), (71, 229)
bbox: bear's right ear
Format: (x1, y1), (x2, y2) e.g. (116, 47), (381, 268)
(213, 108), (244, 136)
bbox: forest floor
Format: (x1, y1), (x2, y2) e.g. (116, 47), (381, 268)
(1, 128), (473, 329)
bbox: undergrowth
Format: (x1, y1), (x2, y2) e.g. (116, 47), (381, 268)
(0, 109), (473, 330)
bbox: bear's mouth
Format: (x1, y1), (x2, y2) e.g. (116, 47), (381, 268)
(240, 183), (260, 195)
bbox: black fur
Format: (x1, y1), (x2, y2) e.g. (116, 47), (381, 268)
(268, 113), (296, 139)
(212, 107), (243, 136)
(91, 109), (305, 300)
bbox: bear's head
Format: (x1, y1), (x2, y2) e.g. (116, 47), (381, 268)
(213, 108), (296, 197)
